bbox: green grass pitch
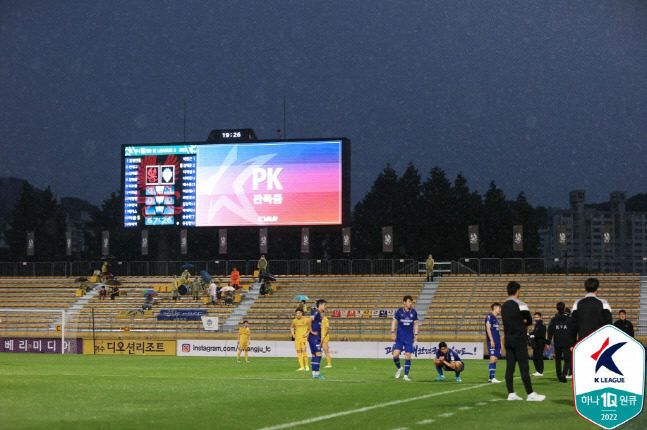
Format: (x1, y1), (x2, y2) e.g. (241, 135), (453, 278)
(1, 354), (645, 430)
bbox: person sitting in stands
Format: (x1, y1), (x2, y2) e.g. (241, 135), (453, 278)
(99, 286), (107, 300)
(225, 291), (234, 306)
(142, 293), (154, 310)
(110, 286), (120, 300)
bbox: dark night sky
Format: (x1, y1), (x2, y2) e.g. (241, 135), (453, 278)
(1, 1), (646, 208)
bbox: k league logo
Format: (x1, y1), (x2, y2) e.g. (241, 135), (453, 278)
(573, 325), (645, 429)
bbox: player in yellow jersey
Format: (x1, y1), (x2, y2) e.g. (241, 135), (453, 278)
(236, 320), (250, 362)
(290, 308), (310, 371)
(321, 315), (332, 368)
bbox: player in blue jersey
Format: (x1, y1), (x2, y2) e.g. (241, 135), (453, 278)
(434, 342), (464, 382)
(485, 302), (502, 383)
(307, 299), (328, 380)
(391, 295), (419, 381)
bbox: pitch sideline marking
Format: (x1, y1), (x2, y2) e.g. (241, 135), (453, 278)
(259, 370), (556, 430)
(258, 382), (490, 430)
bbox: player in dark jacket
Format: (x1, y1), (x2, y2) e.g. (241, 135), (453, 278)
(547, 302), (572, 383)
(613, 310), (634, 337)
(570, 278), (612, 344)
(530, 312), (547, 376)
(501, 281), (545, 402)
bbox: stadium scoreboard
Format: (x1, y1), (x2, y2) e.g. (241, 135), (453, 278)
(122, 138), (350, 228)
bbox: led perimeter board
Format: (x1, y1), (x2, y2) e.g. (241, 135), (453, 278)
(122, 138), (350, 227)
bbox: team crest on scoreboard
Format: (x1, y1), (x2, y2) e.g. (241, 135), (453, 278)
(573, 325), (645, 429)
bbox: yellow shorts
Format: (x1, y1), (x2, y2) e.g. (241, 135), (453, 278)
(294, 338), (307, 351)
(238, 341), (249, 350)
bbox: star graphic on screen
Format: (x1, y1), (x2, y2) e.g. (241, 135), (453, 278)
(198, 146), (277, 224)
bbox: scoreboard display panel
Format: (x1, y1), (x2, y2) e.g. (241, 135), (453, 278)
(122, 139), (349, 227)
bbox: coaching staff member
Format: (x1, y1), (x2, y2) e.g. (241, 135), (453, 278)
(501, 281), (545, 402)
(570, 277), (612, 345)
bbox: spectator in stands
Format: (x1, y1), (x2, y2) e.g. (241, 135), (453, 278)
(231, 267), (241, 290)
(547, 301), (572, 383)
(257, 255), (268, 280)
(208, 281), (217, 306)
(180, 268), (191, 286)
(570, 278), (612, 345)
(110, 286), (120, 300)
(142, 293), (154, 310)
(613, 310), (634, 337)
(100, 260), (111, 281)
(216, 284), (222, 300)
(78, 282), (88, 295)
(529, 312), (546, 376)
(224, 291), (234, 306)
(172, 275), (179, 301)
(425, 254), (435, 282)
(191, 276), (202, 301)
(99, 285), (107, 300)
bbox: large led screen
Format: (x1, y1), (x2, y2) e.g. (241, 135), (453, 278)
(122, 139), (348, 227)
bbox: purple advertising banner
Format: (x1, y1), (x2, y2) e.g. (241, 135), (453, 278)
(1, 337), (83, 354)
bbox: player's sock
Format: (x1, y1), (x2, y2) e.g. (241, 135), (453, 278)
(297, 353), (304, 369)
(245, 350), (248, 361)
(489, 363), (496, 380)
(312, 356), (320, 373)
(394, 357), (401, 369)
(326, 355), (332, 366)
(436, 366), (444, 376)
(236, 350), (241, 360)
(404, 359), (411, 376)
(304, 354), (309, 369)
(455, 370), (461, 378)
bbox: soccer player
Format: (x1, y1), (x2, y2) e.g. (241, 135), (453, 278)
(236, 320), (250, 362)
(433, 342), (464, 382)
(501, 281), (545, 401)
(321, 314), (332, 368)
(391, 295), (419, 381)
(530, 312), (547, 376)
(547, 301), (572, 383)
(307, 299), (328, 379)
(485, 302), (502, 383)
(570, 278), (612, 344)
(290, 308), (310, 371)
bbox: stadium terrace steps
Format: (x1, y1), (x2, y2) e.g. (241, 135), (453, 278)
(0, 274), (642, 335)
(420, 274), (642, 334)
(239, 275), (425, 333)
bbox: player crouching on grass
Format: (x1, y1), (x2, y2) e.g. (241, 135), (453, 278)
(307, 299), (327, 380)
(391, 295), (419, 381)
(433, 342), (464, 382)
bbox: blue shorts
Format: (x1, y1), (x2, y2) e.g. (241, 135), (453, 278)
(393, 339), (415, 354)
(442, 360), (465, 371)
(308, 335), (322, 355)
(489, 346), (502, 358)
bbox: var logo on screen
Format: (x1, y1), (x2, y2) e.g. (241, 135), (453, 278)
(573, 325), (645, 429)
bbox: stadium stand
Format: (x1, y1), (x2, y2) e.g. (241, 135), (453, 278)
(421, 274), (641, 335)
(0, 274), (642, 340)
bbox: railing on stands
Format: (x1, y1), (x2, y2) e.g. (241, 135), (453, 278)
(0, 257), (645, 277)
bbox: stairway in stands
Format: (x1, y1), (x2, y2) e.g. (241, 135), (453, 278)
(413, 280), (438, 322)
(220, 282), (261, 332)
